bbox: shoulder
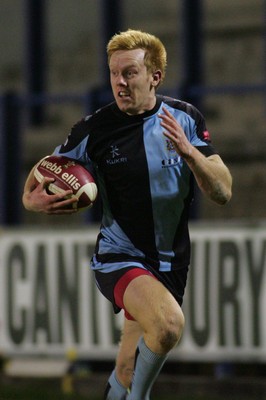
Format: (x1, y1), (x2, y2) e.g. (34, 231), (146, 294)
(160, 95), (204, 123)
(74, 101), (116, 130)
(160, 95), (216, 154)
(65, 101), (116, 142)
(161, 95), (208, 136)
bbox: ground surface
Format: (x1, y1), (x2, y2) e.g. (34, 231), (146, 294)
(1, 374), (266, 400)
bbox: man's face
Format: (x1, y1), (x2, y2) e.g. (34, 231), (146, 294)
(109, 48), (160, 115)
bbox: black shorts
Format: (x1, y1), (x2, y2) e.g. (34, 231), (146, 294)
(93, 263), (189, 316)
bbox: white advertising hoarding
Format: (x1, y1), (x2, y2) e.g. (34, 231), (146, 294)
(0, 225), (265, 361)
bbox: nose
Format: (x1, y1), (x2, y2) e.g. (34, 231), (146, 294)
(115, 73), (127, 86)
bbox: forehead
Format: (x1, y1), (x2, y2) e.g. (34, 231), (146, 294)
(109, 48), (146, 69)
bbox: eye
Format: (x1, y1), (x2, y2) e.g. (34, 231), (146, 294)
(125, 69), (137, 79)
(111, 70), (119, 78)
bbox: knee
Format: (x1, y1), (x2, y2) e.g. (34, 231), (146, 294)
(157, 308), (185, 353)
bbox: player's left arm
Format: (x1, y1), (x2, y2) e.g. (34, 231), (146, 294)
(159, 107), (232, 205)
(183, 152), (232, 205)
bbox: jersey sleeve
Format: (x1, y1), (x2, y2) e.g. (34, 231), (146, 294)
(188, 104), (217, 157)
(163, 97), (217, 158)
(53, 117), (94, 169)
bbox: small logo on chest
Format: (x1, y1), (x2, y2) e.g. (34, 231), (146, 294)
(110, 145), (120, 158)
(106, 145), (128, 165)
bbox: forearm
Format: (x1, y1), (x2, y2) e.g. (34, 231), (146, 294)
(22, 167), (37, 211)
(184, 149), (232, 205)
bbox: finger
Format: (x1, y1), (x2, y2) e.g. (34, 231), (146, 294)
(41, 177), (55, 187)
(163, 130), (177, 142)
(160, 119), (178, 138)
(38, 177), (55, 193)
(46, 196), (79, 214)
(48, 192), (78, 206)
(159, 111), (177, 131)
(161, 106), (173, 118)
(51, 190), (75, 200)
(161, 107), (177, 124)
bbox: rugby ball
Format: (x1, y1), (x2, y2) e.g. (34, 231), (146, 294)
(34, 155), (98, 210)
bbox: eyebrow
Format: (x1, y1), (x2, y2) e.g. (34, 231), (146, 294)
(110, 62), (139, 70)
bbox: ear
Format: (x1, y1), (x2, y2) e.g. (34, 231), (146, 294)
(151, 70), (162, 88)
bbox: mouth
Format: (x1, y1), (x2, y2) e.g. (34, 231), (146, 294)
(118, 91), (130, 98)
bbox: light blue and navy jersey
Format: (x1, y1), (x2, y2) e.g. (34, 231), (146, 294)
(54, 95), (216, 272)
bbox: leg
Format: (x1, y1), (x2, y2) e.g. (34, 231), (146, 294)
(116, 318), (143, 387)
(123, 275), (185, 400)
(104, 318), (143, 400)
(102, 268), (185, 399)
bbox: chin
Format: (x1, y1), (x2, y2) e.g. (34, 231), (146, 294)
(117, 101), (132, 114)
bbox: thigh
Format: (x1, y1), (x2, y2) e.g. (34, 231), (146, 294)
(93, 265), (152, 316)
(123, 275), (184, 349)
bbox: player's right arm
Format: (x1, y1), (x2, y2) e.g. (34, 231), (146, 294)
(23, 118), (92, 215)
(22, 165), (78, 214)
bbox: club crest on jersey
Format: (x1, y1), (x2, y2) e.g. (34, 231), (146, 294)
(165, 139), (176, 153)
(161, 139), (182, 168)
(106, 145), (128, 165)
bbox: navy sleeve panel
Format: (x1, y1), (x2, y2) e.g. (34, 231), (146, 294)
(161, 96), (217, 156)
(53, 116), (98, 175)
(57, 118), (91, 154)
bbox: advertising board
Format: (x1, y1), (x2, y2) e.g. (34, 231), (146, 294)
(0, 225), (265, 361)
